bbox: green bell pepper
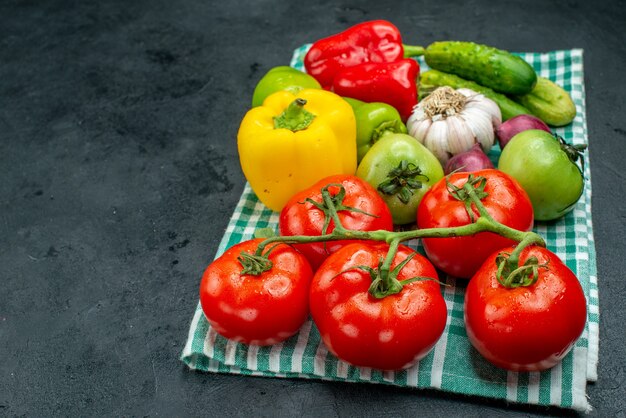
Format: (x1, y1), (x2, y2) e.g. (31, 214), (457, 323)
(252, 66), (321, 107)
(344, 97), (408, 163)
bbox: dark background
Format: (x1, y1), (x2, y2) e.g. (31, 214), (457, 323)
(1, 0), (625, 416)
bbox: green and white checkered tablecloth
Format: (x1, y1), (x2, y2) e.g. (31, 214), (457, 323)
(182, 46), (598, 412)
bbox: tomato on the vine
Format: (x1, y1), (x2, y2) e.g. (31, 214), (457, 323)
(309, 242), (447, 370)
(199, 238), (313, 346)
(464, 245), (587, 372)
(279, 174), (394, 269)
(417, 169), (534, 279)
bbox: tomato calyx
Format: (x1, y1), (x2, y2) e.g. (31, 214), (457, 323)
(338, 248), (437, 299)
(556, 134), (587, 175)
(304, 183), (379, 236)
(238, 244), (280, 275)
(495, 251), (549, 288)
(342, 256), (404, 298)
(377, 160), (430, 204)
(238, 252), (273, 275)
(446, 173), (489, 222)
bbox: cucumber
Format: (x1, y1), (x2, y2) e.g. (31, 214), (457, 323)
(424, 41), (537, 95)
(419, 69), (532, 121)
(512, 77), (577, 126)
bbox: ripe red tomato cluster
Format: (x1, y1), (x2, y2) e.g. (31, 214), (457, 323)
(199, 172), (587, 372)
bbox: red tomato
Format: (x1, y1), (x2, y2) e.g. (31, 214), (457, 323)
(310, 242), (447, 370)
(464, 245), (587, 372)
(279, 174), (394, 269)
(417, 169), (534, 279)
(199, 238), (313, 346)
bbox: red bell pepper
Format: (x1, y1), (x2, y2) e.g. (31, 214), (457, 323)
(332, 58), (420, 122)
(304, 20), (422, 89)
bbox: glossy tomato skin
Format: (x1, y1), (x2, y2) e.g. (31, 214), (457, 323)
(199, 238), (313, 346)
(310, 242), (447, 370)
(279, 174), (394, 269)
(464, 245), (587, 372)
(417, 169), (534, 279)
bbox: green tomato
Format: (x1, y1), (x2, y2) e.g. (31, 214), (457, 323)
(356, 133), (444, 225)
(498, 129), (586, 221)
(251, 66), (321, 107)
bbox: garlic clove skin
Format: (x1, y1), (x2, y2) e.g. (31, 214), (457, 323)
(460, 107), (495, 152)
(465, 96), (502, 128)
(408, 112), (432, 143)
(424, 119), (450, 163)
(456, 88), (476, 98)
(445, 115), (475, 156)
(457, 88), (502, 128)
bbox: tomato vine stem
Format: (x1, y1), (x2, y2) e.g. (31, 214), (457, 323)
(253, 175), (547, 292)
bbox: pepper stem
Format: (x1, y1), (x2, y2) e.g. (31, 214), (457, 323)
(403, 44), (426, 58)
(372, 120), (403, 143)
(273, 98), (316, 132)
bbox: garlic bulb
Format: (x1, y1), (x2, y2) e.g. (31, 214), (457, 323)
(407, 87), (502, 164)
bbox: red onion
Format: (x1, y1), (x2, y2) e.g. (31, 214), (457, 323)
(496, 114), (551, 149)
(444, 144), (494, 174)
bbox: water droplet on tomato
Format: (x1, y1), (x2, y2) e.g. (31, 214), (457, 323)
(264, 276), (290, 298)
(379, 329), (394, 343)
(238, 308), (259, 322)
(341, 323), (359, 338)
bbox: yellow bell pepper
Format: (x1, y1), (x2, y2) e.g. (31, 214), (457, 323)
(237, 89), (356, 212)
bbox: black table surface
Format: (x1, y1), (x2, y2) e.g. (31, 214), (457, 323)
(2, 0), (625, 416)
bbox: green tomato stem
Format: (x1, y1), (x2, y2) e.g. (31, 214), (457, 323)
(379, 238), (399, 284)
(321, 185), (347, 234)
(253, 176), (547, 294)
(501, 231), (547, 287)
